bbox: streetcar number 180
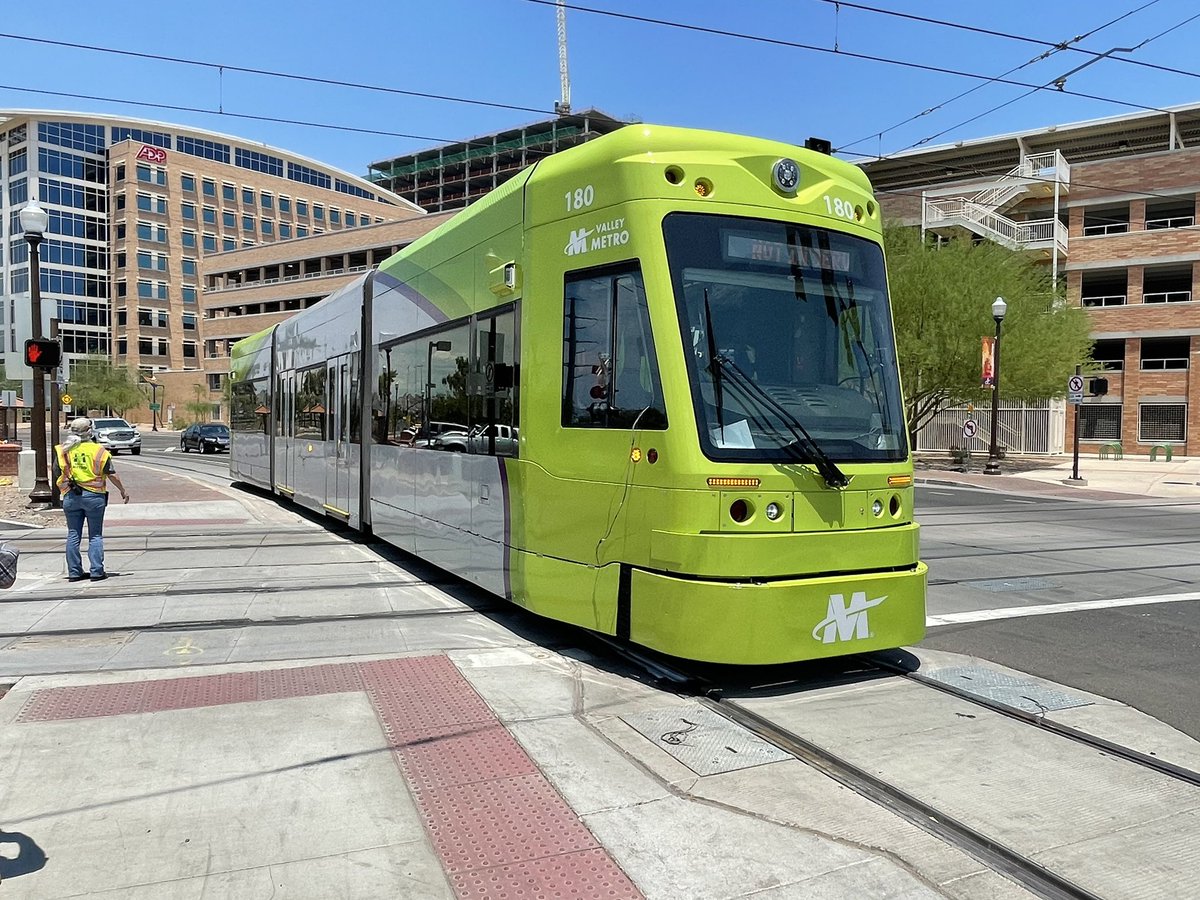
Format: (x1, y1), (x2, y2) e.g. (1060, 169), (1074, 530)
(566, 185), (595, 211)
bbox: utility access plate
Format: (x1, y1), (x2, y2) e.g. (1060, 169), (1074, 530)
(621, 704), (791, 776)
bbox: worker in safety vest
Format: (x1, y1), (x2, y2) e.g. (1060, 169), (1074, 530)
(54, 417), (129, 582)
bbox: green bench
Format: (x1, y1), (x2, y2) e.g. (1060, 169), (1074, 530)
(1149, 444), (1173, 462)
(1099, 442), (1122, 460)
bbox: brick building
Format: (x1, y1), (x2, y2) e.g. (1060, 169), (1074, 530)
(863, 103), (1200, 456)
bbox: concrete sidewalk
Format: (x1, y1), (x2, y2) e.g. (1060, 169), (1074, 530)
(919, 452), (1200, 501)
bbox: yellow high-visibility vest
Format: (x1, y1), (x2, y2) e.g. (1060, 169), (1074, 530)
(56, 441), (111, 495)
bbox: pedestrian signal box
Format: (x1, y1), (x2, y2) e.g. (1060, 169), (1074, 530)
(1089, 377), (1109, 397)
(24, 339), (61, 369)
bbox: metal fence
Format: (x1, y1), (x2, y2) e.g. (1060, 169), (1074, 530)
(917, 399), (1065, 455)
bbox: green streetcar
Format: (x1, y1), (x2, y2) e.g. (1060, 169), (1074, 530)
(231, 124), (927, 665)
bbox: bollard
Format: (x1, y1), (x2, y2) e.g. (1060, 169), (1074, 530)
(17, 449), (35, 492)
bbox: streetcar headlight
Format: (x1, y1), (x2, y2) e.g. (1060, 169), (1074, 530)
(872, 499), (884, 517)
(773, 158), (801, 193)
(765, 502), (782, 521)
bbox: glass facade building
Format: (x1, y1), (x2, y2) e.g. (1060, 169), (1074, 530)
(0, 111), (418, 416)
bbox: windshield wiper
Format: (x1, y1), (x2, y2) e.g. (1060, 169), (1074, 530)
(714, 356), (850, 488)
(701, 288), (725, 435)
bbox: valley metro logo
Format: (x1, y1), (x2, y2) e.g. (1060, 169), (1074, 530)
(812, 591), (887, 643)
(564, 227), (593, 256)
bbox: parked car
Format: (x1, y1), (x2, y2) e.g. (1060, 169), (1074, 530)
(400, 421), (467, 448)
(93, 417), (141, 455)
(180, 423), (230, 453)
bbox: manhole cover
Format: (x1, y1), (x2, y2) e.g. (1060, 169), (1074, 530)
(971, 577), (1057, 593)
(621, 704), (791, 776)
(925, 665), (1092, 713)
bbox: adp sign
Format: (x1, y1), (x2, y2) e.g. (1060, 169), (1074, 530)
(136, 145), (167, 164)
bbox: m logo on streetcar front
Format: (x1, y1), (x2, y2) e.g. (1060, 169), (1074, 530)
(813, 592), (887, 643)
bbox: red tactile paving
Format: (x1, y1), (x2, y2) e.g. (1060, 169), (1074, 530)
(452, 848), (646, 900)
(399, 723), (539, 793)
(256, 662), (364, 700)
(420, 773), (600, 873)
(10, 655), (645, 899)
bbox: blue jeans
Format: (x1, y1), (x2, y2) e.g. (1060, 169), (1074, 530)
(63, 490), (108, 578)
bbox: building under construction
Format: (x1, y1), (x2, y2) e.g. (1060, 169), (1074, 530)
(367, 109), (627, 213)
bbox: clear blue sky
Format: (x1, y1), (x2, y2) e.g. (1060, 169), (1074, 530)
(2, 1), (1198, 177)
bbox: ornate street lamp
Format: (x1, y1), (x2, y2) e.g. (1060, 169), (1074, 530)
(20, 196), (53, 506)
(984, 296), (1008, 476)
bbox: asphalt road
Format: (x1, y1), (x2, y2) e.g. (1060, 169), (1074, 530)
(917, 484), (1200, 740)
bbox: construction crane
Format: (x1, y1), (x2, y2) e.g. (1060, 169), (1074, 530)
(554, 0), (571, 116)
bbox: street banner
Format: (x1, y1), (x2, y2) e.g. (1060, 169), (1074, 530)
(981, 337), (996, 387)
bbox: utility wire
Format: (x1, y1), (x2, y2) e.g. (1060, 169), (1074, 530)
(837, 0), (1163, 154)
(0, 83), (511, 150)
(0, 31), (560, 121)
(520, 0), (1168, 117)
(861, 7), (1200, 159)
(0, 10), (1192, 204)
(896, 7), (1200, 153)
(811, 0), (1200, 83)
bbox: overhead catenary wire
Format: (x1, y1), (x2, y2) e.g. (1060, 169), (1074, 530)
(893, 8), (1200, 155)
(0, 83), (555, 159)
(810, 0), (1200, 83)
(0, 10), (1195, 204)
(519, 0), (1171, 118)
(836, 0), (1165, 154)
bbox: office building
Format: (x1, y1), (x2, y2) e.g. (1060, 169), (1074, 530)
(0, 110), (418, 422)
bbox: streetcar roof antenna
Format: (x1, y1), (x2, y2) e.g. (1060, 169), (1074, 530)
(554, 0), (572, 117)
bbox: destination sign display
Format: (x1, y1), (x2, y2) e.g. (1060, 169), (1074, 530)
(724, 233), (852, 272)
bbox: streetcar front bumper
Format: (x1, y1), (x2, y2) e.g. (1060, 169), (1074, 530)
(629, 563), (927, 665)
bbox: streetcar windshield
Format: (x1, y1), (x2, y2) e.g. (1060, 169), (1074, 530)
(664, 213), (907, 464)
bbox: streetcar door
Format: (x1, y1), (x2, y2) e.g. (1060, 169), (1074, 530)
(277, 370), (295, 494)
(335, 356), (352, 517)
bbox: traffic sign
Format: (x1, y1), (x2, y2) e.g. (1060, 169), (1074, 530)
(1068, 373), (1084, 405)
(61, 393), (73, 406)
(149, 402), (161, 411)
(962, 419), (979, 440)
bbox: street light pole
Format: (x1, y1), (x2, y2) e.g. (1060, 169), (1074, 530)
(425, 340), (451, 431)
(143, 375), (160, 431)
(20, 197), (53, 506)
(984, 296), (1008, 476)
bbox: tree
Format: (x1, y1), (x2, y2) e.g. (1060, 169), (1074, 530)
(184, 384), (212, 424)
(884, 226), (1093, 442)
(65, 356), (145, 415)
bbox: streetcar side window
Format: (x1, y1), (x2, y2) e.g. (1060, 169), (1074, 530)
(379, 323), (471, 449)
(468, 307), (519, 457)
(562, 264), (667, 429)
(296, 365), (328, 440)
(231, 378), (269, 435)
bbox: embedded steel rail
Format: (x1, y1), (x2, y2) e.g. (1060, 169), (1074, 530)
(709, 697), (1103, 900)
(866, 651), (1200, 790)
(591, 637), (1104, 900)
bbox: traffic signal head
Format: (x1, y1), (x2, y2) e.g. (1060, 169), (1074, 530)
(24, 339), (61, 369)
(1089, 377), (1109, 397)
